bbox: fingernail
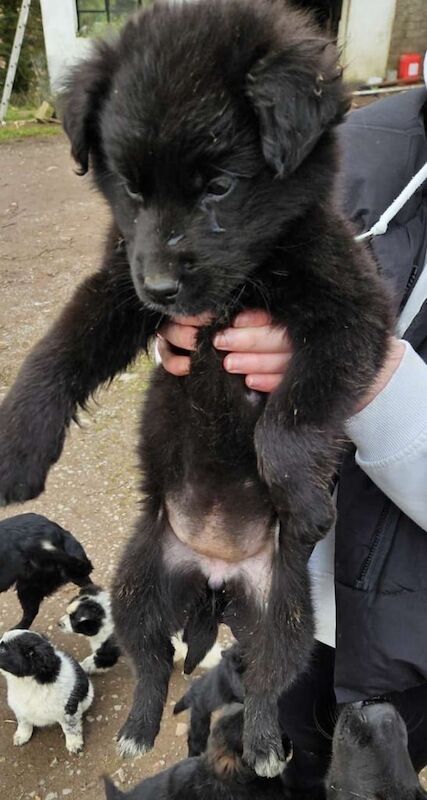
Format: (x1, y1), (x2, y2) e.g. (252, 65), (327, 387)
(224, 356), (238, 372)
(214, 333), (227, 348)
(233, 313), (252, 327)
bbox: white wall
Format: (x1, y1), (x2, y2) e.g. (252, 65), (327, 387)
(339, 0), (397, 84)
(39, 0), (92, 91)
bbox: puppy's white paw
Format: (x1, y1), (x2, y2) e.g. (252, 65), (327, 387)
(13, 728), (32, 747)
(117, 735), (150, 759)
(80, 656), (96, 674)
(66, 735), (84, 754)
(254, 751), (288, 778)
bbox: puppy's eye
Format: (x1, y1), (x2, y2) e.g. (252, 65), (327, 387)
(205, 175), (235, 199)
(124, 183), (144, 204)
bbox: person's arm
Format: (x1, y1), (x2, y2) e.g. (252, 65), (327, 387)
(346, 340), (427, 531)
(158, 312), (427, 530)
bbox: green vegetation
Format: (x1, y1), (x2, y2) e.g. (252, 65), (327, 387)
(0, 122), (62, 143)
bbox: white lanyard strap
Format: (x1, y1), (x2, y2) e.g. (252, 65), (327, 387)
(355, 162), (427, 242)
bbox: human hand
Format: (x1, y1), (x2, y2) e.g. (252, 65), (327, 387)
(157, 309), (293, 392)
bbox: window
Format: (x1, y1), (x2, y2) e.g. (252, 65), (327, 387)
(76, 0), (145, 36)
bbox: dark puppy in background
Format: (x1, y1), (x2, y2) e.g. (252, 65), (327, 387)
(0, 0), (392, 776)
(104, 705), (291, 800)
(328, 701), (427, 800)
(174, 645), (244, 756)
(0, 513), (93, 629)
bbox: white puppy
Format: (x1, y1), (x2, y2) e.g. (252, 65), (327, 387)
(0, 629), (94, 753)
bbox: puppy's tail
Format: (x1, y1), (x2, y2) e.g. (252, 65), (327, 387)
(103, 776), (124, 800)
(173, 690), (191, 715)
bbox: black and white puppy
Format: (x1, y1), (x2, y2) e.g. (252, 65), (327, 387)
(58, 585), (222, 674)
(174, 645), (244, 756)
(0, 629), (94, 753)
(59, 585), (120, 674)
(104, 704), (291, 800)
(327, 701), (427, 800)
(0, 513), (93, 629)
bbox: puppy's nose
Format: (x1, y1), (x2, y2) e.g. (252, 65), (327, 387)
(144, 277), (180, 304)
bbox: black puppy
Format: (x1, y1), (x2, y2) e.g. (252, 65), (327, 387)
(174, 645), (244, 756)
(0, 0), (392, 776)
(104, 705), (291, 800)
(0, 513), (93, 628)
(328, 701), (427, 800)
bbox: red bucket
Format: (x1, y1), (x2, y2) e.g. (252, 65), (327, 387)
(398, 53), (423, 82)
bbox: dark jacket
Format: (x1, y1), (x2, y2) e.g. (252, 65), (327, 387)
(334, 87), (427, 703)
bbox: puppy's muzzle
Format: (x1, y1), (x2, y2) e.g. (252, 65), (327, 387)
(144, 276), (180, 304)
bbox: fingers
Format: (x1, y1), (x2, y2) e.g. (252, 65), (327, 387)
(232, 309), (273, 328)
(223, 352), (292, 375)
(158, 322), (199, 352)
(213, 325), (291, 354)
(157, 335), (191, 376)
(245, 374), (283, 393)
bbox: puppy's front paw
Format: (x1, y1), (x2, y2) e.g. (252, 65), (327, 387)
(13, 727), (33, 747)
(65, 734), (84, 754)
(0, 453), (46, 506)
(80, 656), (96, 674)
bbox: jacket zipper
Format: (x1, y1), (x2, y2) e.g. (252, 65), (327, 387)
(355, 501), (391, 590)
(399, 265), (418, 312)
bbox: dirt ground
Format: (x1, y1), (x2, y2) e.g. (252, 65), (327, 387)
(1, 134), (426, 800)
(0, 134), (234, 800)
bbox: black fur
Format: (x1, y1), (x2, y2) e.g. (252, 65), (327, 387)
(0, 0), (392, 774)
(64, 659), (91, 716)
(327, 702), (427, 800)
(0, 631), (61, 684)
(174, 646), (244, 756)
(93, 636), (121, 670)
(104, 705), (290, 799)
(0, 514), (93, 629)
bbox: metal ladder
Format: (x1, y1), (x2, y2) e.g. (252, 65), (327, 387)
(0, 0), (33, 124)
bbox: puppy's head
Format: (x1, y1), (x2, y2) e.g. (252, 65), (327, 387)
(58, 585), (108, 636)
(206, 703), (292, 781)
(61, 0), (349, 317)
(328, 701), (425, 800)
(0, 630), (60, 684)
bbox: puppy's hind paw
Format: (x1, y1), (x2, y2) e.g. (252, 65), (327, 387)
(243, 736), (288, 778)
(117, 734), (152, 760)
(253, 750), (289, 778)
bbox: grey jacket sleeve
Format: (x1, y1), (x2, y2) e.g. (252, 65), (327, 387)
(346, 341), (427, 531)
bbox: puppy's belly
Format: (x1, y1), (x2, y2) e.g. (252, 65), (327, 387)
(165, 492), (274, 562)
(162, 523), (277, 601)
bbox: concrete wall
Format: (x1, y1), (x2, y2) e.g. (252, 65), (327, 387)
(39, 0), (92, 91)
(339, 0), (397, 84)
(387, 0), (427, 74)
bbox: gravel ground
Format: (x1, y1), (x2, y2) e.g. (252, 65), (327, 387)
(0, 134), (425, 799)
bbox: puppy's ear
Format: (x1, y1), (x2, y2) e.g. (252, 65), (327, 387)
(29, 638), (60, 683)
(59, 42), (116, 175)
(246, 38), (349, 178)
(103, 776), (124, 800)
